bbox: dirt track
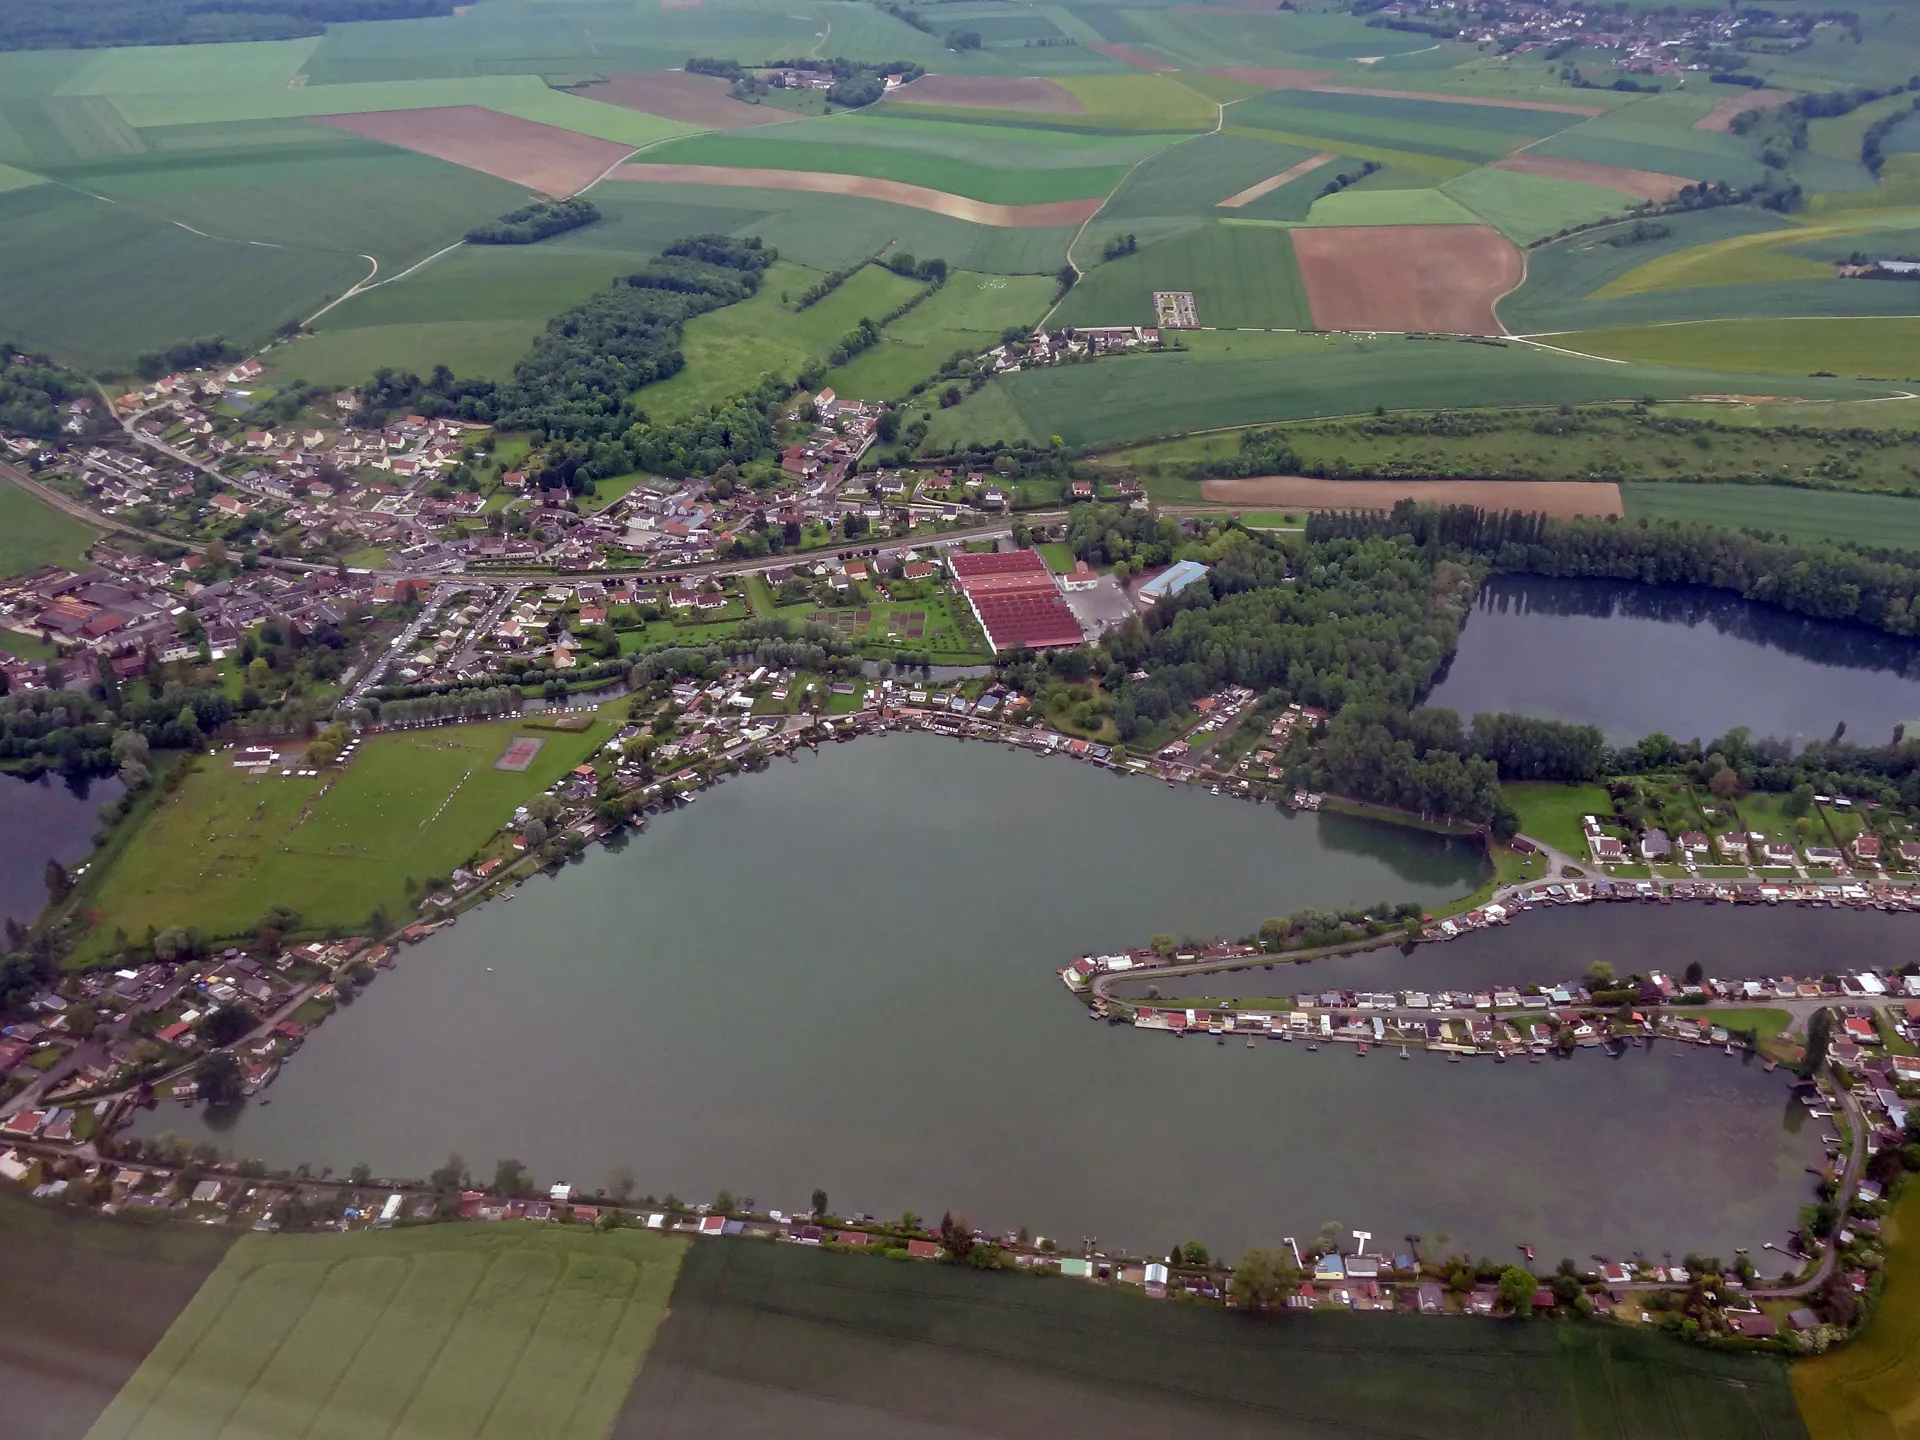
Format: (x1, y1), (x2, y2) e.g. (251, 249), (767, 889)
(610, 163), (1105, 226)
(1089, 42), (1178, 71)
(1217, 153), (1335, 208)
(1200, 477), (1624, 517)
(315, 106), (631, 196)
(1291, 224), (1522, 335)
(1696, 89), (1793, 132)
(582, 72), (793, 128)
(1490, 152), (1689, 201)
(894, 75), (1084, 114)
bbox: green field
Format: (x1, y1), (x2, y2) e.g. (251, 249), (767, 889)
(1093, 131), (1319, 223)
(1531, 110), (1767, 187)
(73, 717), (607, 958)
(88, 1223), (687, 1440)
(824, 270), (1055, 400)
(1623, 484), (1920, 550)
(1235, 88), (1580, 166)
(1440, 165), (1631, 244)
(616, 1236), (1807, 1440)
(0, 473), (102, 579)
(1300, 186), (1481, 226)
(642, 260), (922, 420)
(1554, 318), (1920, 379)
(1796, 1180), (1920, 1439)
(1505, 782), (1615, 858)
(1054, 223), (1310, 330)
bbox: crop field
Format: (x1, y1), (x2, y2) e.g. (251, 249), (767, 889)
(1529, 115), (1767, 187)
(1300, 187), (1482, 226)
(89, 1224), (687, 1440)
(572, 70), (796, 129)
(615, 1238), (1806, 1440)
(765, 113), (1174, 172)
(1053, 74), (1218, 132)
(942, 330), (1891, 450)
(892, 75), (1086, 114)
(825, 270), (1054, 399)
(0, 1191), (236, 1440)
(632, 132), (1127, 205)
(1054, 222), (1310, 330)
(1292, 224), (1519, 333)
(315, 107), (634, 197)
(612, 162), (1104, 226)
(1488, 151), (1690, 201)
(1233, 88), (1580, 165)
(272, 320), (545, 388)
(1796, 1180), (1920, 1439)
(0, 473), (101, 579)
(1201, 477), (1624, 517)
(1623, 484), (1920, 550)
(73, 717), (606, 957)
(643, 260), (923, 420)
(1554, 318), (1920, 379)
(1440, 166), (1631, 244)
(1094, 131), (1319, 221)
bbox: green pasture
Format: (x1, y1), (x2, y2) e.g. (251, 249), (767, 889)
(1623, 485), (1920, 550)
(1553, 318), (1920, 379)
(581, 181), (1075, 276)
(87, 1223), (686, 1440)
(1095, 131), (1319, 221)
(0, 474), (101, 579)
(1505, 782), (1616, 858)
(1053, 222), (1310, 330)
(644, 260), (922, 420)
(625, 1238), (1805, 1440)
(1440, 166), (1630, 244)
(73, 717), (606, 958)
(945, 330), (1892, 449)
(633, 132), (1126, 205)
(0, 182), (367, 372)
(825, 270), (1054, 400)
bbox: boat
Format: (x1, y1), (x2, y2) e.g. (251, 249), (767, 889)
(1247, 1040), (1257, 1048)
(1356, 1043), (1368, 1057)
(1306, 1042), (1319, 1052)
(1399, 1045), (1409, 1059)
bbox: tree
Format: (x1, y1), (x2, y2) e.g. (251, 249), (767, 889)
(608, 1166), (636, 1203)
(1684, 960), (1704, 986)
(1805, 1007), (1834, 1076)
(714, 1188), (734, 1215)
(939, 1210), (975, 1263)
(900, 1209), (921, 1233)
(199, 1004), (253, 1047)
(44, 858), (69, 902)
(1784, 782), (1816, 818)
(1584, 959), (1614, 989)
(429, 1153), (468, 1193)
(1230, 1247), (1301, 1311)
(349, 1162), (373, 1187)
(1499, 1265), (1537, 1315)
(1708, 766), (1742, 800)
(811, 1187), (829, 1218)
(1150, 933), (1176, 958)
(194, 1051), (243, 1107)
(493, 1158), (532, 1197)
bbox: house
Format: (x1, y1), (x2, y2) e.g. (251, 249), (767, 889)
(1853, 834), (1883, 863)
(1640, 828), (1671, 860)
(1417, 1282), (1444, 1314)
(907, 1238), (939, 1259)
(1591, 834), (1626, 862)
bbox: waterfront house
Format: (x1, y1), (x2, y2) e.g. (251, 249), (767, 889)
(1640, 828), (1671, 860)
(1417, 1283), (1444, 1314)
(907, 1238), (939, 1259)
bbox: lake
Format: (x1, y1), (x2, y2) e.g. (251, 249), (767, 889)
(135, 734), (1822, 1266)
(1427, 574), (1920, 745)
(0, 770), (123, 932)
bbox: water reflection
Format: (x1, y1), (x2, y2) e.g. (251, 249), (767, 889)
(0, 770), (125, 930)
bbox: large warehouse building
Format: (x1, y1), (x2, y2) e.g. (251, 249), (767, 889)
(947, 550), (1086, 653)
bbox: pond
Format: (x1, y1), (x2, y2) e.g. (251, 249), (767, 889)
(0, 770), (123, 932)
(1426, 574), (1920, 745)
(134, 735), (1822, 1264)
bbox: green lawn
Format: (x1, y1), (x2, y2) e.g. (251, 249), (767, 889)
(74, 718), (606, 960)
(0, 472), (101, 579)
(1505, 782), (1615, 858)
(1623, 484), (1920, 551)
(1037, 542), (1077, 573)
(86, 1223), (687, 1440)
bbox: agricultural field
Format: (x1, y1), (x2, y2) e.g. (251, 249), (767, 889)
(1796, 1180), (1920, 1440)
(71, 717), (608, 960)
(1439, 165), (1632, 245)
(1554, 318), (1920, 380)
(0, 474), (101, 580)
(1053, 223), (1310, 330)
(89, 1223), (687, 1440)
(1622, 484), (1920, 551)
(1233, 87), (1583, 166)
(615, 1237), (1805, 1440)
(824, 271), (1055, 400)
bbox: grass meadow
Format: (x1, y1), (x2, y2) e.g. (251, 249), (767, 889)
(1440, 165), (1631, 244)
(1554, 318), (1920, 379)
(0, 473), (101, 578)
(87, 1224), (687, 1440)
(1054, 222), (1310, 330)
(1234, 88), (1579, 166)
(1795, 1179), (1920, 1438)
(825, 270), (1055, 400)
(73, 717), (606, 959)
(1623, 484), (1920, 550)
(1505, 782), (1616, 857)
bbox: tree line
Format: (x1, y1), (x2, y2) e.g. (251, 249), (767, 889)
(0, 346), (92, 439)
(465, 196), (600, 246)
(0, 0), (454, 50)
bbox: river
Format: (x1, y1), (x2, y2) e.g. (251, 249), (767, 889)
(1427, 574), (1920, 745)
(134, 734), (1822, 1265)
(0, 770), (123, 932)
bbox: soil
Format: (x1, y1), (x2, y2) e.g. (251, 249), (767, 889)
(1308, 84), (1603, 117)
(1206, 66), (1337, 89)
(1291, 224), (1523, 335)
(1490, 152), (1690, 201)
(579, 72), (794, 128)
(1088, 42), (1178, 72)
(1216, 152), (1335, 208)
(610, 163), (1106, 226)
(1695, 89), (1794, 133)
(314, 106), (632, 197)
(892, 75), (1085, 115)
(1200, 476), (1625, 517)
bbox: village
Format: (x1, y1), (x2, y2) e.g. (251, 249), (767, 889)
(1373, 0), (1812, 76)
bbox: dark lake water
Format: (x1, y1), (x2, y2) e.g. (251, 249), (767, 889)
(1426, 574), (1920, 745)
(135, 735), (1822, 1265)
(0, 770), (123, 932)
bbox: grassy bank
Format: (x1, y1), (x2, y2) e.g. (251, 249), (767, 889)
(1796, 1181), (1920, 1438)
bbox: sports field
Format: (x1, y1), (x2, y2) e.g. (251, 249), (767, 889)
(72, 717), (606, 959)
(88, 1224), (687, 1440)
(1552, 319), (1920, 380)
(0, 472), (102, 579)
(1796, 1180), (1920, 1439)
(1623, 484), (1920, 551)
(615, 1237), (1806, 1440)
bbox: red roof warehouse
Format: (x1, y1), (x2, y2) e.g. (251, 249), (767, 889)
(948, 550), (1085, 652)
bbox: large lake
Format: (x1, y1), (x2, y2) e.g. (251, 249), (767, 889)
(137, 735), (1823, 1265)
(1427, 574), (1920, 745)
(0, 770), (123, 932)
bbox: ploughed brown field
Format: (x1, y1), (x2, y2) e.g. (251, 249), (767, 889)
(1088, 42), (1178, 71)
(1206, 66), (1336, 89)
(1200, 477), (1625, 517)
(1217, 152), (1335, 208)
(893, 75), (1084, 114)
(1490, 151), (1690, 201)
(1695, 89), (1793, 132)
(315, 106), (632, 196)
(580, 71), (794, 127)
(609, 163), (1105, 225)
(1292, 224), (1522, 335)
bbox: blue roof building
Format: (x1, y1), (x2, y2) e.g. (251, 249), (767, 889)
(1138, 559), (1210, 602)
